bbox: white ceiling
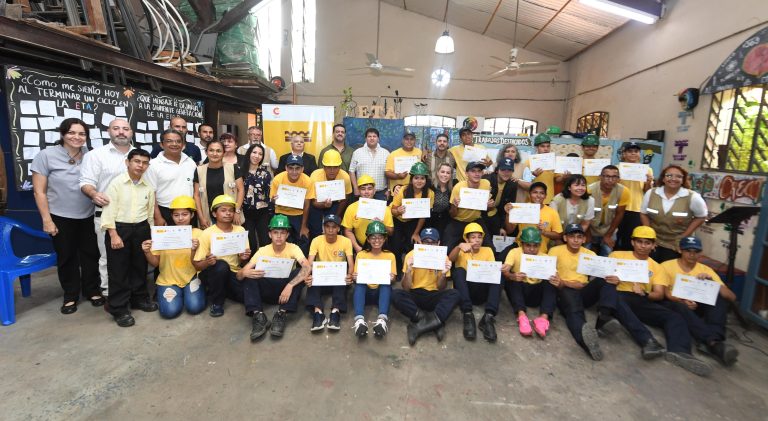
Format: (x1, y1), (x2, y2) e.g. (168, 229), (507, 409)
(382, 0), (630, 60)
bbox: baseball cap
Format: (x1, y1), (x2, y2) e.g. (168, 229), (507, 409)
(622, 141), (641, 151)
(420, 228), (440, 242)
(286, 154), (304, 166)
(498, 158), (514, 171)
(564, 223), (585, 235)
(465, 161), (486, 172)
(322, 214), (341, 226)
(679, 236), (702, 251)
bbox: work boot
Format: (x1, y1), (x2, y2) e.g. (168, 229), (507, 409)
(250, 312), (269, 341)
(478, 313), (497, 342)
(462, 312), (476, 340)
(641, 338), (665, 360)
(435, 324), (446, 342)
(666, 352), (712, 377)
(581, 323), (603, 361)
(407, 312), (442, 345)
(699, 341), (739, 366)
(270, 310), (288, 337)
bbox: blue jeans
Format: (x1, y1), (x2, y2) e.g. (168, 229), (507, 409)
(353, 284), (391, 317)
(156, 283), (206, 319)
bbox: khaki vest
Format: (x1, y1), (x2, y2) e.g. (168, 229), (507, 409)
(588, 182), (625, 236)
(645, 189), (694, 250)
(197, 163), (237, 223)
(550, 193), (591, 227)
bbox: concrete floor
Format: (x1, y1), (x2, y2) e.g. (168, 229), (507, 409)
(2, 268), (768, 420)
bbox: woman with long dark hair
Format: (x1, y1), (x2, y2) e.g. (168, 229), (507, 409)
(193, 139), (244, 229)
(390, 162), (434, 274)
(240, 143), (273, 251)
(549, 174), (596, 241)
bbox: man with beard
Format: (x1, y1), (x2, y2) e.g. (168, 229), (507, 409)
(318, 124), (355, 173)
(198, 124), (215, 156)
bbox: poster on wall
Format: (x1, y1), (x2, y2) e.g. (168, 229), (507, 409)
(689, 172), (764, 205)
(263, 104), (335, 158)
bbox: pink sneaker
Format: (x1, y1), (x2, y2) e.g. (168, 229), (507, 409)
(533, 316), (550, 338)
(517, 314), (533, 336)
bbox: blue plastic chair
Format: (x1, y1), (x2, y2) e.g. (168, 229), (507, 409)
(0, 216), (57, 326)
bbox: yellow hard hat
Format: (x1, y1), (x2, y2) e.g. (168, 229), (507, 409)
(210, 194), (236, 212)
(322, 149), (343, 166)
(357, 174), (375, 187)
(170, 195), (196, 211)
(632, 226), (656, 240)
(463, 222), (485, 239)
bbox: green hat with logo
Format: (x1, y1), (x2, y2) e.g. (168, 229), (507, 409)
(533, 133), (551, 146)
(519, 227), (542, 244)
(268, 214), (291, 230)
(409, 161), (429, 176)
(581, 134), (599, 146)
(366, 220), (387, 236)
(546, 125), (561, 135)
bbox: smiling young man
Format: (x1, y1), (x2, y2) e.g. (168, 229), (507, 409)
(349, 128), (390, 200)
(307, 150), (352, 237)
(270, 154), (313, 255)
(385, 132), (423, 196)
(518, 133), (555, 204)
(449, 128), (493, 183)
(443, 161), (494, 252)
(580, 134), (600, 185)
(422, 133), (456, 182)
(588, 165), (629, 256)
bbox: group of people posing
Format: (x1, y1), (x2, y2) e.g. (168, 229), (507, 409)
(31, 117), (736, 378)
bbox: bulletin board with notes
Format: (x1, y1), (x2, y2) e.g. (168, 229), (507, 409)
(3, 65), (204, 190)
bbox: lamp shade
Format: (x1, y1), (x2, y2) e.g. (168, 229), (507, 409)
(435, 30), (455, 54)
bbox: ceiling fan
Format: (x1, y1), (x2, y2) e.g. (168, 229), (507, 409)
(487, 48), (558, 79)
(346, 0), (415, 74)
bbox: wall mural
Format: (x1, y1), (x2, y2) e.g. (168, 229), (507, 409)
(689, 172), (765, 205)
(702, 26), (768, 94)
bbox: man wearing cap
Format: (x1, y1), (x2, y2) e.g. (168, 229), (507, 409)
(616, 141), (654, 250)
(444, 161), (494, 251)
(238, 214), (311, 340)
(341, 175), (395, 253)
(588, 165), (629, 256)
(305, 214), (354, 332)
(151, 117), (203, 165)
(277, 134), (318, 176)
(422, 133), (456, 182)
(270, 154), (314, 255)
(238, 126), (279, 174)
(385, 132), (423, 196)
(349, 128), (390, 200)
(318, 123), (355, 173)
(145, 129), (197, 226)
(518, 133), (556, 204)
(482, 157), (518, 250)
(448, 128), (493, 183)
(392, 227), (460, 345)
(660, 236), (738, 366)
(307, 150), (352, 237)
(578, 134), (601, 185)
(611, 226), (712, 376)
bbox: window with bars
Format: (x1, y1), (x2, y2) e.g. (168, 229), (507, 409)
(404, 115), (456, 128)
(703, 84), (768, 174)
(482, 118), (538, 135)
(576, 112), (609, 137)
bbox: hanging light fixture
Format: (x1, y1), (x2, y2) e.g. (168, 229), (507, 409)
(434, 0), (454, 54)
(431, 68), (451, 86)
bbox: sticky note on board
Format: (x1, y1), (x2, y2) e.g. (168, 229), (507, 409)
(20, 100), (37, 114)
(38, 117), (57, 130)
(114, 106), (126, 117)
(89, 128), (101, 139)
(24, 131), (40, 145)
(137, 122), (147, 131)
(20, 117), (37, 130)
(63, 109), (81, 119)
(147, 121), (158, 131)
(39, 100), (57, 116)
(82, 113), (95, 125)
(23, 146), (40, 159)
(101, 113), (115, 127)
(44, 131), (58, 144)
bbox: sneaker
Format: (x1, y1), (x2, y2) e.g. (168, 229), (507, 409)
(327, 311), (341, 331)
(517, 314), (533, 336)
(353, 318), (368, 337)
(665, 352), (712, 377)
(270, 311), (288, 337)
(250, 312), (269, 341)
(373, 317), (388, 337)
(310, 312), (326, 332)
(581, 323), (603, 361)
(641, 338), (665, 360)
(462, 312), (477, 340)
(533, 316), (550, 338)
(699, 341), (739, 366)
(478, 313), (497, 342)
(209, 304), (224, 317)
(596, 318), (621, 338)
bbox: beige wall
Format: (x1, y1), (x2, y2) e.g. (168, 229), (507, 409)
(565, 0), (768, 270)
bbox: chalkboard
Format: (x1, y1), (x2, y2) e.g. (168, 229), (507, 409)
(3, 65), (205, 190)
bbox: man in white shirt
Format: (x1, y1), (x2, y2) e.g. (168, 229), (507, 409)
(145, 129), (197, 226)
(238, 126), (278, 174)
(79, 118), (136, 295)
(349, 128), (390, 200)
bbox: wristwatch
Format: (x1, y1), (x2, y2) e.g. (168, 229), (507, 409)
(235, 209), (242, 214)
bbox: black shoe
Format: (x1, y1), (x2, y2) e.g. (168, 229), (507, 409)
(435, 324), (446, 342)
(462, 312), (476, 340)
(270, 311), (288, 337)
(665, 352), (712, 377)
(581, 323), (603, 361)
(131, 298), (158, 312)
(701, 341), (739, 366)
(641, 338), (665, 360)
(114, 313), (135, 327)
(209, 304), (224, 317)
(310, 312), (326, 332)
(89, 296), (105, 307)
(250, 312), (269, 341)
(478, 313), (497, 342)
(327, 311), (341, 331)
(60, 302), (78, 315)
(407, 312), (442, 346)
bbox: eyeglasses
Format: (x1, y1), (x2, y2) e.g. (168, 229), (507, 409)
(664, 174), (684, 179)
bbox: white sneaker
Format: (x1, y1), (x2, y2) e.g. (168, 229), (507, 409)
(373, 317), (388, 337)
(353, 318), (368, 337)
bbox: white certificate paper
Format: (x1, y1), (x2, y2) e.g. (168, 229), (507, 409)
(555, 156), (583, 174)
(394, 156), (420, 173)
(529, 153), (555, 171)
(210, 231), (248, 256)
(151, 225), (192, 251)
(356, 198), (387, 220)
(492, 235), (515, 253)
(255, 256), (294, 278)
(275, 184), (307, 209)
(314, 180), (346, 202)
(402, 198), (431, 219)
(583, 159), (611, 176)
(466, 260), (502, 284)
(412, 244), (448, 271)
(311, 261), (348, 286)
(576, 254), (615, 278)
(459, 188), (490, 211)
(462, 145), (487, 163)
(672, 274), (720, 306)
(507, 203), (541, 224)
(618, 163), (649, 182)
(614, 258), (649, 283)
(519, 254), (557, 280)
(356, 259), (392, 285)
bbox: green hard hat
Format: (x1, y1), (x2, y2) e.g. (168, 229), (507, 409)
(546, 125), (561, 135)
(533, 133), (551, 146)
(409, 161), (429, 176)
(519, 227), (542, 244)
(366, 220), (387, 236)
(581, 134), (600, 146)
(268, 214), (291, 230)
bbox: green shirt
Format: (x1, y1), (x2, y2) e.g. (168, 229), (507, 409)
(318, 143), (356, 173)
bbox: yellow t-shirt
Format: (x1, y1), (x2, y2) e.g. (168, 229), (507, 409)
(449, 144), (490, 182)
(309, 235), (353, 262)
(341, 200), (395, 245)
(153, 228), (202, 287)
(194, 225), (246, 273)
(609, 250), (667, 293)
(249, 243), (306, 274)
(620, 166), (653, 212)
(391, 188), (435, 222)
(548, 245), (594, 285)
(270, 171), (314, 216)
(385, 148), (422, 192)
(354, 250), (396, 289)
(403, 249), (448, 291)
(661, 260), (723, 289)
(449, 179), (491, 222)
(503, 247), (546, 284)
(599, 186), (631, 224)
(454, 246), (496, 270)
(524, 158), (555, 204)
(517, 205), (563, 254)
(307, 168), (353, 200)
